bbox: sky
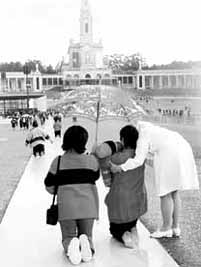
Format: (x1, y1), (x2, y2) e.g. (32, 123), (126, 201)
(0, 0), (201, 67)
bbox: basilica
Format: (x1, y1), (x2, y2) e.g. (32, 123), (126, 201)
(61, 0), (112, 85)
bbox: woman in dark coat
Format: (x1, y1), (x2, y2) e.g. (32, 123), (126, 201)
(95, 125), (147, 249)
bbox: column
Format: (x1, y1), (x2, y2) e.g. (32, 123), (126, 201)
(23, 77), (26, 92)
(136, 75), (139, 89)
(183, 75), (187, 89)
(15, 78), (18, 92)
(159, 76), (163, 89)
(39, 76), (43, 91)
(167, 75), (171, 88)
(150, 76), (154, 89)
(8, 78), (11, 92)
(175, 75), (179, 88)
(33, 76), (36, 92)
(133, 76), (136, 89)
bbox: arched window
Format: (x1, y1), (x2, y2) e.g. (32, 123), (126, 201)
(85, 53), (90, 64)
(85, 74), (91, 79)
(74, 74), (79, 80)
(104, 74), (110, 78)
(96, 74), (102, 79)
(66, 75), (72, 80)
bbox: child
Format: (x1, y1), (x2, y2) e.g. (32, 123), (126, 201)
(53, 117), (62, 138)
(93, 140), (123, 187)
(44, 126), (100, 265)
(25, 120), (51, 157)
(94, 125), (147, 248)
(11, 117), (17, 130)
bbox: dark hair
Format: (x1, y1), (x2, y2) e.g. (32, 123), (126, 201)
(120, 125), (139, 149)
(32, 120), (38, 128)
(62, 125), (88, 154)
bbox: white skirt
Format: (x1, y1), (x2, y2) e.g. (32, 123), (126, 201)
(153, 133), (199, 196)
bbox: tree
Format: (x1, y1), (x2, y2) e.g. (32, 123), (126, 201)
(0, 60), (57, 73)
(148, 60), (201, 70)
(103, 53), (147, 73)
(45, 65), (57, 74)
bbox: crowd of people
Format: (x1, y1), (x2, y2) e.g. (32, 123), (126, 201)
(158, 106), (191, 117)
(23, 111), (63, 157)
(9, 110), (63, 131)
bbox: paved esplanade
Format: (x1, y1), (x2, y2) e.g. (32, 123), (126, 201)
(0, 118), (179, 267)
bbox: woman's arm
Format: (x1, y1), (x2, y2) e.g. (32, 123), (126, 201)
(44, 157), (59, 194)
(110, 132), (150, 173)
(45, 186), (55, 195)
(121, 135), (149, 171)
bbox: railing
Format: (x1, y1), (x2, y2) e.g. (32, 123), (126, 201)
(63, 111), (143, 123)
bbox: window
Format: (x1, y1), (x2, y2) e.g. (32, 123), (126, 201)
(18, 79), (22, 89)
(42, 78), (47, 86)
(36, 77), (40, 89)
(53, 78), (58, 85)
(139, 76), (143, 88)
(85, 53), (90, 64)
(59, 78), (63, 85)
(72, 52), (80, 68)
(48, 78), (52, 85)
(128, 76), (133, 84)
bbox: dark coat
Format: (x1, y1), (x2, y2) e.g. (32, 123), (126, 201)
(105, 149), (147, 224)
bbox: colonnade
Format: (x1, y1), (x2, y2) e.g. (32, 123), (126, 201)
(0, 70), (201, 92)
(115, 71), (201, 90)
(0, 75), (42, 93)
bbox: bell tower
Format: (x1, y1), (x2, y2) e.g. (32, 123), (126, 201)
(80, 0), (93, 44)
(62, 0), (111, 79)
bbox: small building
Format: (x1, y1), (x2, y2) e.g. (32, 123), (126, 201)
(0, 67), (46, 115)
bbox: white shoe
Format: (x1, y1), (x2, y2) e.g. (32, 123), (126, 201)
(131, 227), (139, 248)
(122, 231), (134, 248)
(79, 234), (92, 262)
(172, 227), (181, 237)
(150, 229), (173, 238)
(67, 237), (81, 265)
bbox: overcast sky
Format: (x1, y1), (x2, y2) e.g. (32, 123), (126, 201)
(0, 0), (200, 67)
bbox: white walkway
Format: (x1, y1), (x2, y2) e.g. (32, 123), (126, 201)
(0, 120), (179, 267)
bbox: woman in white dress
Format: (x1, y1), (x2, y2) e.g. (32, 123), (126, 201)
(110, 121), (199, 238)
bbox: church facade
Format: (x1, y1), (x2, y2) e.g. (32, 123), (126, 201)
(61, 0), (112, 86)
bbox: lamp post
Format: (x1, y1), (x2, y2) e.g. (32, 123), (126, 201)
(95, 78), (102, 144)
(23, 64), (31, 111)
(1, 72), (6, 116)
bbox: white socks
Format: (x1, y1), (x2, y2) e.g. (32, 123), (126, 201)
(67, 235), (92, 265)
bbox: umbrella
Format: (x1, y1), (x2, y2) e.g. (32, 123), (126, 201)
(53, 85), (147, 144)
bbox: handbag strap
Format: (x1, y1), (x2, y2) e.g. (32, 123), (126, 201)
(52, 155), (61, 205)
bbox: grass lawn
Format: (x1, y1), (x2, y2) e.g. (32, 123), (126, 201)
(0, 124), (30, 223)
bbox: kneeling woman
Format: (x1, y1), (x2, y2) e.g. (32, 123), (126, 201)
(95, 125), (147, 248)
(44, 126), (100, 265)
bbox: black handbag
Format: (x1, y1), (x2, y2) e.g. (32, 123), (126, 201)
(46, 155), (61, 225)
